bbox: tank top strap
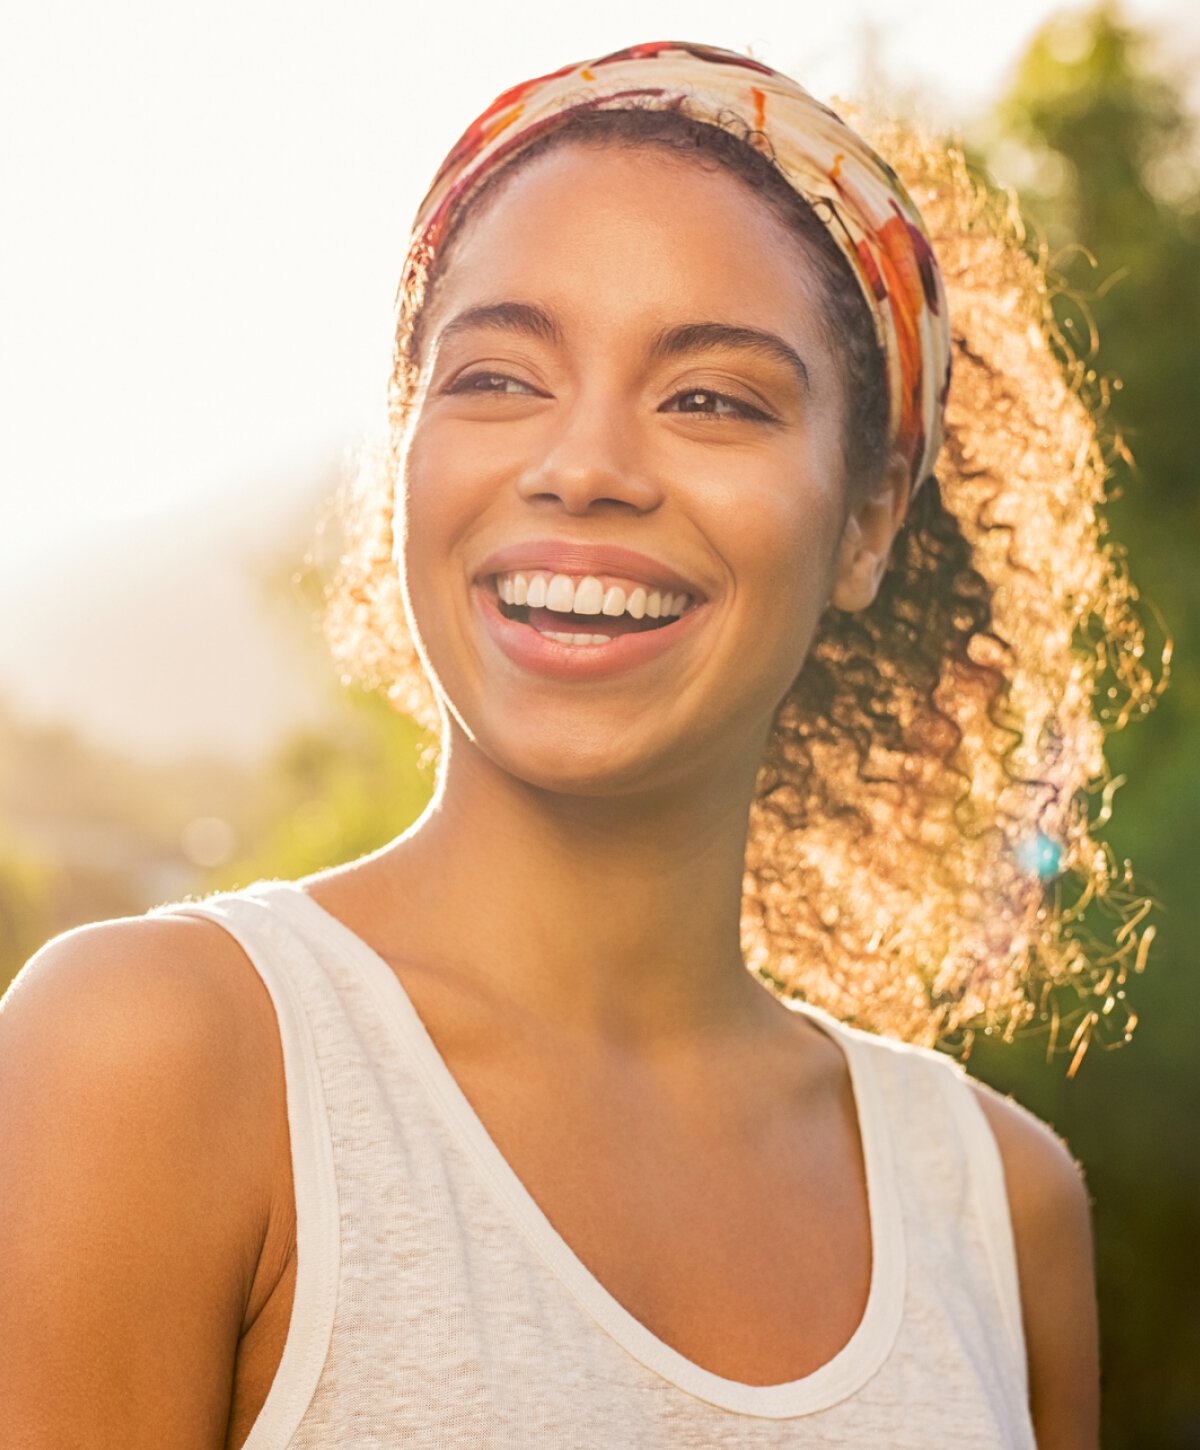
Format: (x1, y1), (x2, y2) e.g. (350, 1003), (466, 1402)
(830, 1020), (1029, 1400)
(932, 1050), (1029, 1396)
(150, 883), (342, 1450)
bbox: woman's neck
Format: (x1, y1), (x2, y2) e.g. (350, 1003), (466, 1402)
(368, 727), (779, 1051)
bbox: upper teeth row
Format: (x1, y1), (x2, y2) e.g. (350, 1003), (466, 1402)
(495, 572), (692, 619)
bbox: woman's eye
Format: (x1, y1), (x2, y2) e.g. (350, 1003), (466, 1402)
(445, 371), (537, 396)
(663, 389), (772, 421)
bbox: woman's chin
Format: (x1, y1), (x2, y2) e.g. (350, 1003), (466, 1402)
(485, 736), (670, 799)
(444, 709), (704, 801)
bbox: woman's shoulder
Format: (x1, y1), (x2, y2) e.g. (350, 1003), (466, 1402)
(836, 1018), (1090, 1241)
(0, 904), (288, 1232)
(0, 906), (294, 1445)
(0, 901), (292, 1258)
(830, 1017), (1099, 1441)
(847, 1021), (1096, 1443)
(966, 1073), (1099, 1442)
(3, 900), (283, 1088)
(964, 1072), (1087, 1219)
(815, 1015), (1092, 1284)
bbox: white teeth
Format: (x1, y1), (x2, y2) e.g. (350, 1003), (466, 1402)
(494, 571), (694, 620)
(545, 573), (575, 612)
(572, 576), (604, 615)
(602, 585), (626, 616)
(541, 631), (613, 646)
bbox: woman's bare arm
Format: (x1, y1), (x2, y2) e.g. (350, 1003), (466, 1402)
(972, 1080), (1101, 1450)
(0, 914), (288, 1449)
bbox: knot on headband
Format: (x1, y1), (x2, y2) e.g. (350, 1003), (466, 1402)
(404, 40), (952, 497)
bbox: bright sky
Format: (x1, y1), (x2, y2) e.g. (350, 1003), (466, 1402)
(2, 0), (1193, 579)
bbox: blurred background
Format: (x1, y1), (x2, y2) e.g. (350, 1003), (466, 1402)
(2, 0), (1197, 1440)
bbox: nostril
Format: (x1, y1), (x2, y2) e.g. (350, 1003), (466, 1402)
(515, 452), (663, 515)
(522, 490), (647, 515)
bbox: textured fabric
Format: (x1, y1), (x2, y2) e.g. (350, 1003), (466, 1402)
(399, 39), (953, 498)
(159, 880), (1036, 1448)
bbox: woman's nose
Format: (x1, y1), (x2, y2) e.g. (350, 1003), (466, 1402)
(515, 400), (663, 515)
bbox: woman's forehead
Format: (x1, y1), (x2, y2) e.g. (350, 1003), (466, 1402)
(425, 143), (830, 344)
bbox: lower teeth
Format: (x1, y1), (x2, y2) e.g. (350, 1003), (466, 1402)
(498, 599), (671, 634)
(540, 630), (613, 646)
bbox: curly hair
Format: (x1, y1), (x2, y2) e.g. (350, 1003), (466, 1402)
(323, 103), (1167, 1067)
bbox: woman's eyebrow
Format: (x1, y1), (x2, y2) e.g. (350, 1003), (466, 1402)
(436, 301), (562, 348)
(432, 307), (809, 395)
(650, 322), (810, 394)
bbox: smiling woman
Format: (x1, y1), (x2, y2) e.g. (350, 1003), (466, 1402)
(1, 38), (1158, 1450)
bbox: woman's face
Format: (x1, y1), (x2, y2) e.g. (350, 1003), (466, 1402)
(400, 142), (865, 797)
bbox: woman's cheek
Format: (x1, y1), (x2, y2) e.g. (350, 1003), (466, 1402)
(398, 425), (467, 663)
(736, 486), (846, 692)
(725, 453), (842, 594)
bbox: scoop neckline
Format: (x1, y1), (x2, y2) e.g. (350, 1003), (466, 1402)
(260, 878), (907, 1420)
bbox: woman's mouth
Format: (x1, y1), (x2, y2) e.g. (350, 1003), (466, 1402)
(491, 570), (695, 647)
(474, 564), (705, 680)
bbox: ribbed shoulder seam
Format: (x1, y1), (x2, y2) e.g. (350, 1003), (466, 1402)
(154, 886), (342, 1450)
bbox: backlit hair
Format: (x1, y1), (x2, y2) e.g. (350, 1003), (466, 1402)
(324, 106), (1166, 1067)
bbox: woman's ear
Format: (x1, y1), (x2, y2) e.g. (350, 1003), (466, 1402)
(829, 451), (912, 613)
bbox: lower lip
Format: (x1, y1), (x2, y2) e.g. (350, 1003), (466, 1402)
(475, 584), (705, 681)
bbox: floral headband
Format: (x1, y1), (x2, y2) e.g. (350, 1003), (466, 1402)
(402, 40), (952, 497)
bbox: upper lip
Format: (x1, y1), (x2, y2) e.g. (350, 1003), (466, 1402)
(474, 540), (706, 599)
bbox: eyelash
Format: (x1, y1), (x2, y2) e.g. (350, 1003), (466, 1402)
(444, 372), (775, 422)
(445, 372), (537, 396)
(663, 388), (774, 422)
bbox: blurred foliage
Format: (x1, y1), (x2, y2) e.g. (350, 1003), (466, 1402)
(0, 703), (255, 993)
(0, 830), (59, 987)
(0, 684), (435, 996)
(965, 5), (1200, 1444)
(212, 687), (435, 890)
(994, 1), (1199, 525)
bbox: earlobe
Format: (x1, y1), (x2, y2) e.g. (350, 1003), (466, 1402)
(829, 534), (883, 613)
(828, 452), (911, 613)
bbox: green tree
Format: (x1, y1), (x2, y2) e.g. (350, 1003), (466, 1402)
(970, 6), (1200, 1443)
(997, 2), (1200, 519)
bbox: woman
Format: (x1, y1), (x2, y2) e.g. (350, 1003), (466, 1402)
(5, 39), (1146, 1448)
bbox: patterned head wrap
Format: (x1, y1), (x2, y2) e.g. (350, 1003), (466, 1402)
(402, 40), (952, 497)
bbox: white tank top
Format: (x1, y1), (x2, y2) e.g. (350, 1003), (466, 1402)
(160, 880), (1036, 1448)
